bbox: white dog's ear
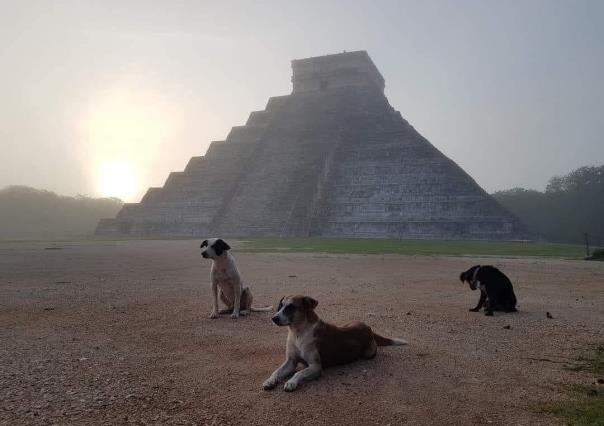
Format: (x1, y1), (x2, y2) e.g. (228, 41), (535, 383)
(302, 296), (318, 310)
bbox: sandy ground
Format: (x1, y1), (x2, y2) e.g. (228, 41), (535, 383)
(1, 240), (603, 426)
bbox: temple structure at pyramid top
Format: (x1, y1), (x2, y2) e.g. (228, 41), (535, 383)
(291, 51), (385, 93)
(96, 51), (524, 240)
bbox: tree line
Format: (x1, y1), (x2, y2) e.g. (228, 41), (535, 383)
(0, 186), (123, 240)
(493, 165), (604, 246)
(1, 165), (602, 245)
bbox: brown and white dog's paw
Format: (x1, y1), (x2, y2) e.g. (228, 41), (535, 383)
(262, 379), (277, 390)
(230, 312), (240, 319)
(209, 311), (219, 319)
(283, 380), (298, 392)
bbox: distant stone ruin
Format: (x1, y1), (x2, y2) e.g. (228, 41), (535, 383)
(96, 51), (522, 239)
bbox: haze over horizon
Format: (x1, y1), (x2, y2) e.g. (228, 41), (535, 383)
(1, 0), (603, 202)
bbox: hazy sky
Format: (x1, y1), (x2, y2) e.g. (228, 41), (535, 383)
(1, 0), (603, 202)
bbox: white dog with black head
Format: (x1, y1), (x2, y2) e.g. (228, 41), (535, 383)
(200, 238), (272, 319)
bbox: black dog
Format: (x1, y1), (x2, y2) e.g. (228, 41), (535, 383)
(459, 265), (517, 316)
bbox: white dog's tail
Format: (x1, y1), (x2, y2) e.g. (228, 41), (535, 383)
(250, 306), (273, 312)
(374, 333), (408, 346)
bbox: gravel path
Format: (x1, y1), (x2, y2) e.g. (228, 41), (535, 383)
(1, 240), (603, 425)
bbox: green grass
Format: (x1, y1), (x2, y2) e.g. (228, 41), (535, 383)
(0, 236), (591, 259)
(548, 385), (604, 426)
(236, 238), (587, 258)
(546, 345), (604, 425)
(566, 345), (604, 375)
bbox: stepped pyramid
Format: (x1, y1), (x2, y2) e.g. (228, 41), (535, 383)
(96, 51), (522, 239)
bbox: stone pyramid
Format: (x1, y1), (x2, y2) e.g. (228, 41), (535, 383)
(96, 51), (522, 239)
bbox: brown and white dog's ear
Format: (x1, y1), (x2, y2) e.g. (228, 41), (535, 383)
(302, 296), (318, 310)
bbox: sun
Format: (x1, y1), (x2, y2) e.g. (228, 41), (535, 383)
(97, 161), (140, 201)
(83, 83), (183, 203)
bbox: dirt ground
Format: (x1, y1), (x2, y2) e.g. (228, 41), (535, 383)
(1, 240), (603, 425)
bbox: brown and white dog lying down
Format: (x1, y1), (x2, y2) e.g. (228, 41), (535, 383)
(263, 295), (407, 392)
(200, 238), (272, 319)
